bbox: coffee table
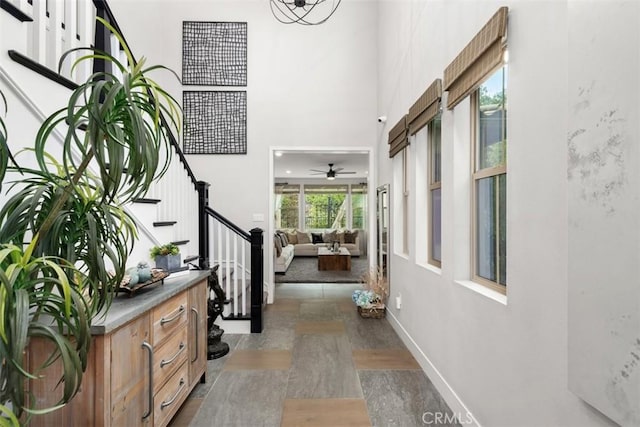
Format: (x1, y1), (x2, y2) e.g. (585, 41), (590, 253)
(317, 247), (351, 271)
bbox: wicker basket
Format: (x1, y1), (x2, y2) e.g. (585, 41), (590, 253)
(357, 305), (386, 319)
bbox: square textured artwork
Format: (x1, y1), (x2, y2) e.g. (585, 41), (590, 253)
(183, 91), (247, 154)
(183, 21), (247, 86)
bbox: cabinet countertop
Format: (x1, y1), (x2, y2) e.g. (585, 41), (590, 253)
(91, 270), (210, 335)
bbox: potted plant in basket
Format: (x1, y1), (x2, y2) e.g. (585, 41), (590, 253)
(352, 266), (389, 318)
(150, 243), (181, 272)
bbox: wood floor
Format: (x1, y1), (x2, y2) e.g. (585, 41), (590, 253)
(169, 283), (459, 427)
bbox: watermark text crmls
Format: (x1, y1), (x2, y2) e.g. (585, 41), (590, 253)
(422, 411), (474, 425)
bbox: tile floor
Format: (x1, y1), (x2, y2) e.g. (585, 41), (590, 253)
(169, 283), (459, 427)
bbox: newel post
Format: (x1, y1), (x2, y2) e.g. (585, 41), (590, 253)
(196, 181), (211, 270)
(250, 228), (264, 333)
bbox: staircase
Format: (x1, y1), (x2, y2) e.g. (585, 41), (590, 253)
(0, 0), (263, 333)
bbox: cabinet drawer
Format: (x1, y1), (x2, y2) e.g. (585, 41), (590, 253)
(153, 362), (189, 427)
(153, 292), (188, 346)
(153, 326), (188, 394)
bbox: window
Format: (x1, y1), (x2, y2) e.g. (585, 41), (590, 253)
(275, 184), (300, 229)
(472, 66), (507, 292)
(304, 185), (348, 229)
(428, 116), (442, 267)
(351, 184), (367, 229)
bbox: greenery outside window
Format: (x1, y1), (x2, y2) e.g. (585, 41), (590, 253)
(275, 184), (300, 229)
(472, 66), (507, 292)
(351, 183), (367, 229)
(429, 115), (442, 267)
(304, 184), (348, 229)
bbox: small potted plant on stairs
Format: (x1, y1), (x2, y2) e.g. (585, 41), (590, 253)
(150, 243), (181, 272)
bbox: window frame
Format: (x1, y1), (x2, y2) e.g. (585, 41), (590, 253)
(275, 184), (301, 230)
(402, 148), (410, 255)
(471, 66), (507, 294)
(303, 184), (349, 230)
(428, 116), (442, 268)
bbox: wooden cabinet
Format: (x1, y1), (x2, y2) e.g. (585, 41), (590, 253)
(28, 276), (208, 427)
(110, 314), (152, 426)
(189, 282), (207, 385)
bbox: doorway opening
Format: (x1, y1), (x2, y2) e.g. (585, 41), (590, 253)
(268, 148), (375, 302)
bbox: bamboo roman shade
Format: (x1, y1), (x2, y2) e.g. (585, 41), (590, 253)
(443, 7), (508, 109)
(408, 79), (443, 135)
(388, 115), (409, 158)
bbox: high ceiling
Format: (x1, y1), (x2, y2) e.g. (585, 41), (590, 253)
(273, 151), (369, 180)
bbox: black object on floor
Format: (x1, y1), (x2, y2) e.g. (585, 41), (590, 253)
(207, 265), (230, 359)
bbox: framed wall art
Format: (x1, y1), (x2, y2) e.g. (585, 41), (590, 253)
(183, 91), (247, 155)
(182, 21), (247, 86)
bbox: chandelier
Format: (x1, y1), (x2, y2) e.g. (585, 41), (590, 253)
(270, 0), (342, 25)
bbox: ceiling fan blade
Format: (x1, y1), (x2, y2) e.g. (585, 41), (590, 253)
(309, 172), (326, 175)
(336, 171), (356, 174)
(333, 167), (344, 173)
(309, 169), (326, 173)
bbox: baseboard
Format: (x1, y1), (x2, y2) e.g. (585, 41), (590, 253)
(215, 317), (250, 334)
(386, 311), (481, 427)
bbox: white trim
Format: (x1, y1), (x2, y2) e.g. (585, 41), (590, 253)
(455, 280), (508, 306)
(214, 317), (250, 334)
(416, 261), (442, 276)
(386, 310), (481, 427)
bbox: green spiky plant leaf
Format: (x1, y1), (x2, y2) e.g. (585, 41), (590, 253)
(0, 16), (180, 420)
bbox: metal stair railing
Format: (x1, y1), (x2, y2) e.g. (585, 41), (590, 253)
(197, 182), (263, 333)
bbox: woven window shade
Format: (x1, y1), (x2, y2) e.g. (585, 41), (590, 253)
(408, 79), (443, 135)
(388, 115), (408, 158)
(444, 7), (508, 109)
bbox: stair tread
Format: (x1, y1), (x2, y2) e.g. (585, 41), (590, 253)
(153, 221), (177, 227)
(1, 1), (33, 22)
(171, 240), (190, 246)
(132, 198), (161, 204)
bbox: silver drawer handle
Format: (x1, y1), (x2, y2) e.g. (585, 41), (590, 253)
(191, 307), (199, 363)
(160, 305), (185, 325)
(160, 342), (186, 368)
(141, 341), (153, 421)
(160, 378), (186, 410)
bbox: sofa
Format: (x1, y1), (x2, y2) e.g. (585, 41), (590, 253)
(274, 229), (361, 273)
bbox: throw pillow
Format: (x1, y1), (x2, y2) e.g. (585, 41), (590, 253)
(297, 231), (311, 244)
(274, 235), (282, 257)
(344, 230), (359, 244)
(286, 231), (298, 245)
(277, 231), (288, 247)
(336, 231), (345, 244)
(311, 233), (324, 244)
(323, 230), (336, 243)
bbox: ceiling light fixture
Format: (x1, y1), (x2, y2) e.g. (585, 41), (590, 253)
(270, 0), (342, 25)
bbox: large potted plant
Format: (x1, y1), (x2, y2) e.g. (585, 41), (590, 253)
(0, 18), (180, 424)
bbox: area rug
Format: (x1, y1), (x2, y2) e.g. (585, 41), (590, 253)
(275, 256), (369, 283)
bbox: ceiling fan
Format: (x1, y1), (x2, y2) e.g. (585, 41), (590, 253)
(309, 163), (356, 180)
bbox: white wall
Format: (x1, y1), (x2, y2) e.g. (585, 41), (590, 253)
(567, 2), (640, 425)
(109, 0), (378, 297)
(376, 1), (623, 426)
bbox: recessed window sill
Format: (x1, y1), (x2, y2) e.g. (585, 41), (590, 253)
(417, 262), (441, 276)
(393, 252), (410, 261)
(454, 280), (507, 306)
